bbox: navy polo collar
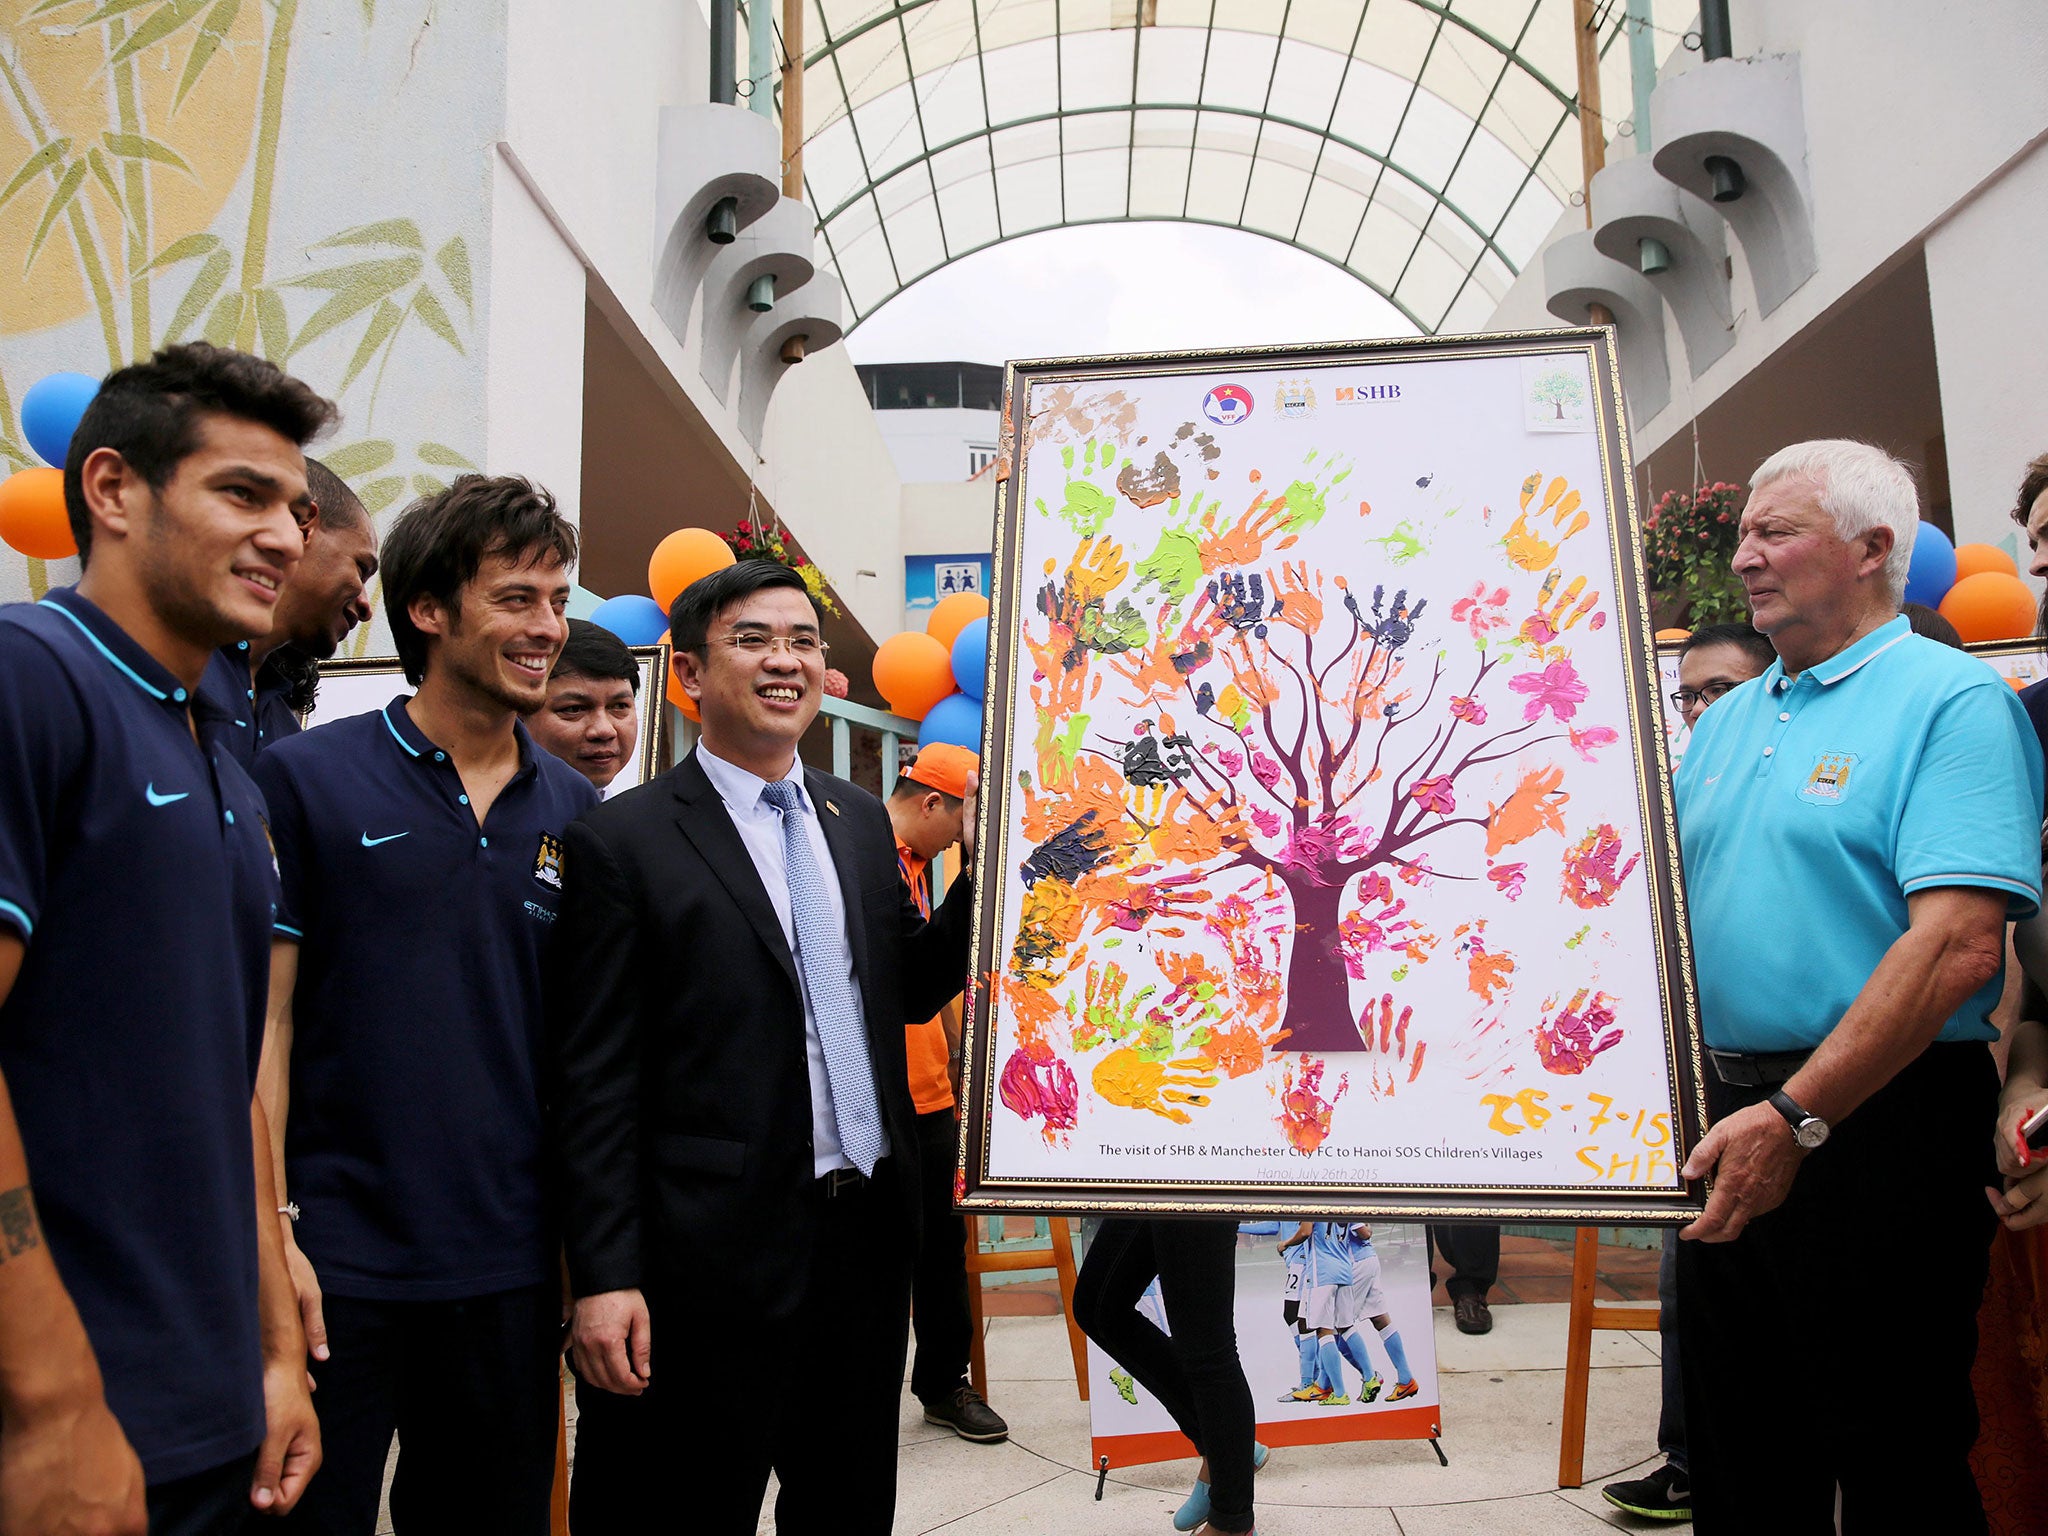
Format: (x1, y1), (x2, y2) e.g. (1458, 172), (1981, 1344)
(41, 586), (195, 712)
(378, 695), (539, 781)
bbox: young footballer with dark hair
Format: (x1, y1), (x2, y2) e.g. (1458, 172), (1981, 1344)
(253, 475), (596, 1535)
(0, 342), (330, 1533)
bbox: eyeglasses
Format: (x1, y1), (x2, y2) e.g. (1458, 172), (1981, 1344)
(706, 632), (830, 659)
(1669, 681), (1736, 712)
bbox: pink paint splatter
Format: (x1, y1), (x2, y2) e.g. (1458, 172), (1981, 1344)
(1408, 776), (1456, 815)
(1278, 815), (1369, 880)
(1534, 988), (1623, 1075)
(1560, 824), (1642, 909)
(1449, 694), (1488, 725)
(1250, 805), (1283, 839)
(1567, 725), (1619, 762)
(1450, 582), (1511, 639)
(1487, 862), (1527, 901)
(1508, 659), (1588, 722)
(1213, 745), (1245, 776)
(1000, 1041), (1079, 1140)
(1275, 1056), (1350, 1151)
(1249, 752), (1282, 791)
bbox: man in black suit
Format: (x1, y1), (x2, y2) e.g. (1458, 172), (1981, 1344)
(550, 560), (975, 1534)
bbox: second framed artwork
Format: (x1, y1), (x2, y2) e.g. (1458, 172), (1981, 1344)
(960, 329), (1706, 1222)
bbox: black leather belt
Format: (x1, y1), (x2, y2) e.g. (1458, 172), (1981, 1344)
(1707, 1048), (1811, 1088)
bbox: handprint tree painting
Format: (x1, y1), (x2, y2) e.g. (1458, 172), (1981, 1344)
(963, 332), (1707, 1221)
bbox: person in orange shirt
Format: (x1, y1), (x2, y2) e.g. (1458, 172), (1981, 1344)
(889, 743), (1008, 1444)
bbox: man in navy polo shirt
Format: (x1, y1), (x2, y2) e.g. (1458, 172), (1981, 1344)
(1675, 440), (2043, 1532)
(0, 343), (326, 1534)
(253, 475), (594, 1536)
(201, 457), (378, 769)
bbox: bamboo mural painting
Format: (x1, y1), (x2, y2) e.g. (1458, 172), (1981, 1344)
(0, 0), (492, 640)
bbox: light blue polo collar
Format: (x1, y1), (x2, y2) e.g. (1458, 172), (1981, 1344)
(39, 586), (190, 709)
(1763, 615), (1912, 694)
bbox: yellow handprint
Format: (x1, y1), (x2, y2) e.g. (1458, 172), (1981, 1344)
(1093, 1047), (1220, 1124)
(1504, 472), (1592, 571)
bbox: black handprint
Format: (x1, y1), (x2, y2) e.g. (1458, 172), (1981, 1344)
(1209, 571), (1268, 635)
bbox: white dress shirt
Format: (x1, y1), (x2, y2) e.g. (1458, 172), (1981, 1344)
(696, 745), (886, 1177)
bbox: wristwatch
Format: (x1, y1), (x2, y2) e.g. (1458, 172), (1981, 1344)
(1767, 1090), (1830, 1150)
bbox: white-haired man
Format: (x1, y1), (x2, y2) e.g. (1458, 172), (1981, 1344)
(1674, 440), (2043, 1532)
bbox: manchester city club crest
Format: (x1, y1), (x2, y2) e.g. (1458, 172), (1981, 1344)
(532, 831), (564, 889)
(1275, 379), (1317, 419)
(1800, 751), (1858, 804)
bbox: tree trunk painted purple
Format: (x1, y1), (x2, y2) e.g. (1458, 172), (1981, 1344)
(1273, 868), (1363, 1055)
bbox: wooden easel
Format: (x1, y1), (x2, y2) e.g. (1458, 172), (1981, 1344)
(1556, 1226), (1661, 1488)
(965, 1215), (1089, 1401)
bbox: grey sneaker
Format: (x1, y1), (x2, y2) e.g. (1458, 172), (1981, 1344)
(922, 1384), (1009, 1443)
(1601, 1463), (1692, 1521)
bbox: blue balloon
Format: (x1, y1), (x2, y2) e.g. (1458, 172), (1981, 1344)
(919, 692), (982, 751)
(588, 594), (669, 645)
(950, 616), (988, 700)
(21, 372), (98, 468)
(1903, 521), (1958, 606)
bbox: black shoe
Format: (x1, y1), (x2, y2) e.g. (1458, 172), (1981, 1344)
(1452, 1293), (1493, 1335)
(922, 1384), (1009, 1443)
(1601, 1463), (1692, 1521)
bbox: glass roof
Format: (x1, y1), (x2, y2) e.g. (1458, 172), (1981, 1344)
(752, 0), (1694, 335)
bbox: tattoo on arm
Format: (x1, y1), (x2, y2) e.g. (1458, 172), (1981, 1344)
(0, 1185), (41, 1262)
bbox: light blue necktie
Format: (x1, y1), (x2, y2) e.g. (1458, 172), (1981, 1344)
(760, 778), (885, 1174)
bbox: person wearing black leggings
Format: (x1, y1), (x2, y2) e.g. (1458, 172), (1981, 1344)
(1073, 1218), (1258, 1534)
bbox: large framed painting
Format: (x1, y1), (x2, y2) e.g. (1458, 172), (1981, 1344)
(959, 329), (1707, 1222)
(303, 645), (672, 795)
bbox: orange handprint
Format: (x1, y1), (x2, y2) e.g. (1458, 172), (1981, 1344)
(1198, 497), (1288, 568)
(1265, 559), (1324, 634)
(1093, 1046), (1219, 1124)
(1485, 764), (1570, 856)
(1358, 992), (1429, 1093)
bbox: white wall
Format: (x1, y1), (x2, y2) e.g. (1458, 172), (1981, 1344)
(901, 480), (1001, 556)
(1925, 137), (2048, 547)
(758, 340), (908, 640)
(873, 407), (1003, 484)
(485, 155), (586, 526)
(501, 0), (907, 635)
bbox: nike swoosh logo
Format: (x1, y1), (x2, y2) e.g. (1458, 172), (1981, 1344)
(144, 784), (189, 807)
(1704, 774), (1722, 785)
(360, 831), (410, 847)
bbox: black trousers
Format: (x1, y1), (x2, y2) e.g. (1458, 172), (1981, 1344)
(148, 1451), (257, 1536)
(277, 1282), (560, 1536)
(1657, 1230), (1686, 1472)
(1677, 1044), (1997, 1534)
(910, 1108), (975, 1403)
(569, 1160), (913, 1536)
(1073, 1218), (1255, 1534)
(1427, 1223), (1500, 1300)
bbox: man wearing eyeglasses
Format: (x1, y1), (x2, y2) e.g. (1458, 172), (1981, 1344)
(549, 561), (976, 1535)
(1669, 621), (1776, 733)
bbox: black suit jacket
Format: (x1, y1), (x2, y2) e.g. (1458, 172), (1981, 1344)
(547, 751), (973, 1312)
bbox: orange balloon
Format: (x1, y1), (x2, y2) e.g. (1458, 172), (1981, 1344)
(1654, 627), (1690, 643)
(1954, 543), (2020, 582)
(648, 527), (735, 611)
(1939, 571), (2038, 643)
(873, 631), (954, 720)
(0, 468), (75, 559)
(926, 592), (989, 652)
(665, 665), (700, 721)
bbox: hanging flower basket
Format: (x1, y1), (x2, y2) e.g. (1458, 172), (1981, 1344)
(725, 520), (842, 618)
(1642, 482), (1747, 628)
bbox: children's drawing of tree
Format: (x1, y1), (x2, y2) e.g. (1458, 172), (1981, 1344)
(995, 416), (1641, 1142)
(1531, 368), (1586, 421)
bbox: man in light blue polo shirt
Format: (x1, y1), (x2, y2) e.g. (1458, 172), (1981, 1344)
(1674, 440), (2042, 1534)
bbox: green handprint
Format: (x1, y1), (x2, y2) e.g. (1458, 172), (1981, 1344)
(1070, 961), (1157, 1052)
(1367, 518), (1427, 564)
(1037, 438), (1121, 537)
(1134, 521), (1205, 603)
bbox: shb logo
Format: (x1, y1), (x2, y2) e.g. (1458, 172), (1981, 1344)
(1800, 751), (1858, 803)
(532, 832), (565, 890)
(1274, 380), (1317, 419)
(1202, 383), (1253, 426)
(1335, 383), (1402, 403)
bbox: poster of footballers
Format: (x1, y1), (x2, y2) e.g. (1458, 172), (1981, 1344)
(1085, 1221), (1440, 1466)
(960, 330), (1707, 1221)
